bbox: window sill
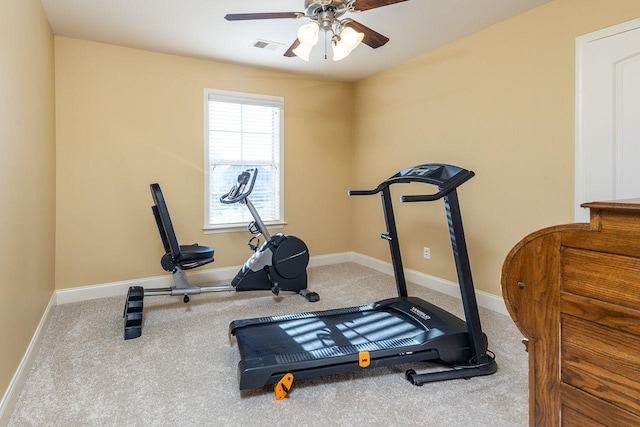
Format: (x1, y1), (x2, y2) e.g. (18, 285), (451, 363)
(203, 221), (286, 234)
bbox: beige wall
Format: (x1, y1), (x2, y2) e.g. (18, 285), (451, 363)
(352, 0), (640, 296)
(0, 0), (56, 403)
(54, 37), (353, 289)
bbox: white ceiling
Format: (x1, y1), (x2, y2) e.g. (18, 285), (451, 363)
(40, 0), (552, 82)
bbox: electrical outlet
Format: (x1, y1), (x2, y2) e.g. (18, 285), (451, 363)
(423, 247), (431, 259)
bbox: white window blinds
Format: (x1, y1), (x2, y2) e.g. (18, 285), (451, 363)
(204, 89), (283, 229)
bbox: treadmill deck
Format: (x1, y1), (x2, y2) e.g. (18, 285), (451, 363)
(230, 297), (472, 390)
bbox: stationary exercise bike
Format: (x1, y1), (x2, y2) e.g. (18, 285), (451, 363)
(123, 168), (318, 340)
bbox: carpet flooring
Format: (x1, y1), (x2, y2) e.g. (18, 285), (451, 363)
(8, 263), (528, 426)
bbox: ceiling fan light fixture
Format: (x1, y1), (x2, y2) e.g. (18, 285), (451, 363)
(227, 0), (401, 62)
(332, 26), (364, 61)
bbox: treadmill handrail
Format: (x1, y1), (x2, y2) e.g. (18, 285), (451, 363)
(348, 163), (474, 202)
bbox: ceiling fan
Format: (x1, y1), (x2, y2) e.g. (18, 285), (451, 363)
(225, 0), (410, 61)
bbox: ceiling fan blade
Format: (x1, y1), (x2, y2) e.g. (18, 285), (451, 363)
(283, 39), (300, 57)
(352, 0), (409, 12)
(224, 12), (301, 21)
(345, 20), (389, 49)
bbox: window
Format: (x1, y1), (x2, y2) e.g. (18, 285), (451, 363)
(204, 89), (283, 231)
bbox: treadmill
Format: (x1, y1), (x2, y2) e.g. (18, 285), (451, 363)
(229, 164), (497, 393)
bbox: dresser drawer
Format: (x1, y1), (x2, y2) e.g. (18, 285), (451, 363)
(560, 314), (640, 417)
(561, 247), (640, 310)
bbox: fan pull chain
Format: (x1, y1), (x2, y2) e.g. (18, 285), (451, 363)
(324, 31), (328, 60)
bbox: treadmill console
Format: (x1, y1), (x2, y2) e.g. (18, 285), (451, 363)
(402, 165), (441, 177)
(394, 164), (473, 189)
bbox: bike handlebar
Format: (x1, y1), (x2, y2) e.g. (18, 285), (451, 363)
(220, 168), (258, 204)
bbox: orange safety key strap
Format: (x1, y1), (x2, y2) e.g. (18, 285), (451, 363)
(274, 373), (294, 400)
(359, 351), (371, 368)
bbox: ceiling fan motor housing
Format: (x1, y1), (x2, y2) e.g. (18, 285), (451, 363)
(305, 0), (350, 19)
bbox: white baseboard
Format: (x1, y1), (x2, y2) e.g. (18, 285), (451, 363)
(56, 253), (357, 305)
(308, 252), (355, 267)
(0, 293), (56, 425)
(55, 265), (243, 305)
(56, 251), (506, 315)
(351, 253), (508, 316)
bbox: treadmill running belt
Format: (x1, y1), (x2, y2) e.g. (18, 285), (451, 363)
(231, 297), (470, 389)
(237, 309), (429, 361)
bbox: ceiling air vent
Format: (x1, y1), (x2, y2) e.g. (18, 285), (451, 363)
(252, 39), (285, 51)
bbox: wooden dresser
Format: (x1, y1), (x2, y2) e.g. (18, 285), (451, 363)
(501, 200), (640, 426)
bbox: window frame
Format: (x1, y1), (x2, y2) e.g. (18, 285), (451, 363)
(203, 88), (285, 233)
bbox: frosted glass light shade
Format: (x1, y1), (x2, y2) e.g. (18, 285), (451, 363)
(293, 22), (320, 61)
(297, 22), (319, 46)
(331, 42), (350, 61)
(332, 27), (364, 61)
(292, 42), (313, 61)
(340, 26), (364, 50)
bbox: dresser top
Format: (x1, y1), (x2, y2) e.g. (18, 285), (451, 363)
(582, 199), (640, 212)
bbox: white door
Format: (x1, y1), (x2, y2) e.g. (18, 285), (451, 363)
(575, 18), (640, 222)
